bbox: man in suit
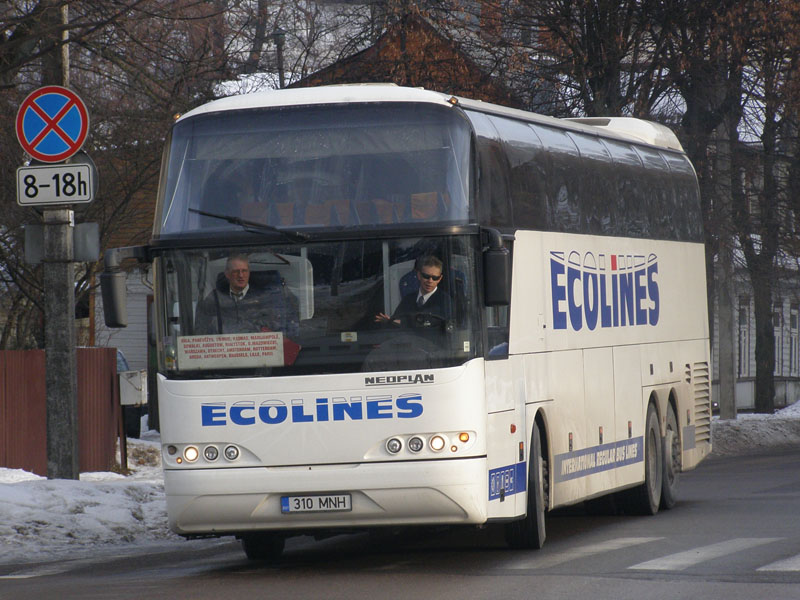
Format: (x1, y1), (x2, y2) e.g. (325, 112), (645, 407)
(194, 254), (299, 337)
(375, 255), (452, 329)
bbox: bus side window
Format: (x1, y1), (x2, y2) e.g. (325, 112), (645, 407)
(486, 305), (509, 358)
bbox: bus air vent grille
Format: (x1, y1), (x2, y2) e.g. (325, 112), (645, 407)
(691, 361), (712, 443)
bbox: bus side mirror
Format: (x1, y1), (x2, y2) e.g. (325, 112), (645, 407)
(483, 247), (510, 306)
(100, 269), (128, 327)
(100, 245), (150, 328)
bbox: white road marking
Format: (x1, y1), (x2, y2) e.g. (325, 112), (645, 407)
(757, 552), (800, 572)
(505, 537), (663, 570)
(0, 563), (77, 579)
(629, 537), (783, 571)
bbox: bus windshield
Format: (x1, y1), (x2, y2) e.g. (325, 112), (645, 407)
(156, 103), (472, 236)
(157, 235), (480, 378)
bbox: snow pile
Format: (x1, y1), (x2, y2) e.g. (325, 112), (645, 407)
(0, 433), (181, 565)
(1, 403), (799, 565)
(711, 400), (800, 456)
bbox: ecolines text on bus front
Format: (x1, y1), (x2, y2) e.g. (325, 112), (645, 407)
(201, 393), (424, 426)
(550, 251), (660, 331)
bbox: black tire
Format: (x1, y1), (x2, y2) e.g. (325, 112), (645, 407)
(505, 423), (546, 549)
(621, 403), (662, 515)
(241, 533), (285, 562)
(660, 403), (681, 510)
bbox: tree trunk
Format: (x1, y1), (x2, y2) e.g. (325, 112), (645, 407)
(751, 266), (776, 413)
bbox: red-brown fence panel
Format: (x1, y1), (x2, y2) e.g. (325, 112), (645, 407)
(0, 350), (46, 475)
(0, 347), (121, 476)
(78, 347), (120, 473)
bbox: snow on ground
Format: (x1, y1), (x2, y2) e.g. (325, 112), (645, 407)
(710, 400), (800, 456)
(2, 403), (800, 566)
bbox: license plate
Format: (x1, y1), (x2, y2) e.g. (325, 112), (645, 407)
(281, 494), (352, 513)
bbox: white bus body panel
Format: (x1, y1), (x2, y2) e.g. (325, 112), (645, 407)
(507, 231), (711, 509)
(159, 361), (493, 534)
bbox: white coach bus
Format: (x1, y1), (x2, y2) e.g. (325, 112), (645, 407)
(101, 84), (712, 560)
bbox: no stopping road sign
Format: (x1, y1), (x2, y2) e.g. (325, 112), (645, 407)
(16, 86), (89, 163)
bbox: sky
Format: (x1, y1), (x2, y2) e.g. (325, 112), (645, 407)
(2, 403), (800, 567)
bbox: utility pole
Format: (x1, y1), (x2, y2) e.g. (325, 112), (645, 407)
(273, 28), (286, 89)
(17, 4), (96, 479)
(44, 208), (79, 478)
(43, 2), (80, 479)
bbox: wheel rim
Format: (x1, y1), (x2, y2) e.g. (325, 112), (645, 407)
(648, 426), (659, 496)
(665, 427), (678, 484)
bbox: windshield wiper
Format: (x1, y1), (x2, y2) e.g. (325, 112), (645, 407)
(189, 208), (309, 242)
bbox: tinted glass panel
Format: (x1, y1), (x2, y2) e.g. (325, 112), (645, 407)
(156, 104), (472, 236)
(156, 236), (480, 378)
(469, 112), (512, 227)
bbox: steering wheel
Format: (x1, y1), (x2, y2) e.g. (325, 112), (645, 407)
(413, 312), (450, 330)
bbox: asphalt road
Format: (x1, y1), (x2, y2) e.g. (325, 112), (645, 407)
(3, 448), (800, 600)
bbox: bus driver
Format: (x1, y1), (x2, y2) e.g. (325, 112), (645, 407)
(374, 255), (453, 328)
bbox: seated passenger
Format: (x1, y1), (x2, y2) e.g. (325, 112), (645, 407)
(194, 254), (299, 337)
(374, 255), (452, 329)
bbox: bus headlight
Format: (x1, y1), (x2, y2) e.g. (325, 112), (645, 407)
(386, 438), (403, 454)
(224, 445), (240, 461)
(184, 446), (199, 462)
(408, 436), (424, 453)
(203, 445), (219, 461)
(429, 435), (446, 452)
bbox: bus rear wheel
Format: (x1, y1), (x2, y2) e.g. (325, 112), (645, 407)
(505, 423), (546, 549)
(241, 533), (285, 562)
(619, 403), (662, 515)
(660, 403), (681, 510)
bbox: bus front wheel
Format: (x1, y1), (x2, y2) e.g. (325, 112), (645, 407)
(505, 423), (546, 549)
(240, 533), (285, 562)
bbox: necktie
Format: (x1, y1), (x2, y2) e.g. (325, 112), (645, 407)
(417, 295), (425, 308)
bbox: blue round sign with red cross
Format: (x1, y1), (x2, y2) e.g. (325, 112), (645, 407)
(15, 86), (89, 163)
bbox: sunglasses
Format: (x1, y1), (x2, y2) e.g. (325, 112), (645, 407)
(419, 272), (442, 281)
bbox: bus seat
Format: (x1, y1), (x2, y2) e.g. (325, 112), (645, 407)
(372, 198), (395, 224)
(250, 270), (283, 289)
(241, 202), (269, 224)
(355, 200), (377, 223)
(410, 192), (444, 220)
(391, 195), (410, 221)
(399, 269), (419, 297)
(303, 200), (335, 226)
(330, 198), (352, 225)
(272, 202), (296, 226)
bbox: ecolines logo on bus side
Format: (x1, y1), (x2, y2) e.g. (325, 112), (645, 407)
(550, 251), (660, 331)
(201, 394), (424, 426)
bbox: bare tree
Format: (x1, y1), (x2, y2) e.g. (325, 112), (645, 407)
(0, 0), (231, 348)
(730, 0), (800, 413)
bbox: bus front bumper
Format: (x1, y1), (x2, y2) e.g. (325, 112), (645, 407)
(165, 456), (488, 536)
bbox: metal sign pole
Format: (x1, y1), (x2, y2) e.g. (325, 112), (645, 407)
(17, 11), (93, 478)
(43, 208), (79, 479)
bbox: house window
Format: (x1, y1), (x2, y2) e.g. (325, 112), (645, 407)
(737, 297), (750, 377)
(774, 301), (784, 376)
(790, 304), (799, 376)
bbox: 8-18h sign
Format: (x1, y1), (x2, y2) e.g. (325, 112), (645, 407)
(17, 163), (94, 206)
(15, 86), (95, 206)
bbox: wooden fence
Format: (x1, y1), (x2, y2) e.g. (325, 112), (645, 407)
(0, 347), (121, 476)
